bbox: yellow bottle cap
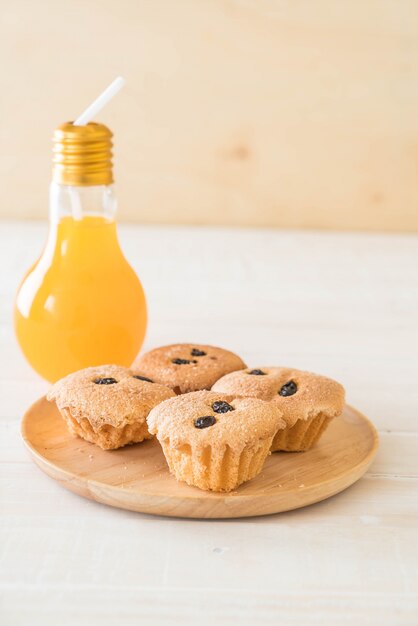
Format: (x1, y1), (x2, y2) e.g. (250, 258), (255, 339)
(52, 122), (113, 186)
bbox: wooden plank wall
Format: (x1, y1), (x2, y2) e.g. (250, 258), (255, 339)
(0, 0), (416, 231)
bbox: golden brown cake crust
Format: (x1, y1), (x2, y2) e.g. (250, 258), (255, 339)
(134, 344), (246, 394)
(60, 408), (151, 451)
(147, 390), (286, 491)
(147, 390), (285, 450)
(211, 367), (345, 428)
(47, 365), (175, 432)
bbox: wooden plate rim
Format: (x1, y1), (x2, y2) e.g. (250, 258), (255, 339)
(21, 397), (379, 518)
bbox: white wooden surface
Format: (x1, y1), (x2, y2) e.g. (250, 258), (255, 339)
(1, 221), (417, 625)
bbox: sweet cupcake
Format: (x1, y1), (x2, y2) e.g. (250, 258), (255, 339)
(147, 390), (286, 491)
(47, 365), (175, 450)
(212, 367), (345, 452)
(134, 343), (246, 394)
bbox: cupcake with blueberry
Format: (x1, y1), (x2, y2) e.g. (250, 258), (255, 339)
(212, 367), (345, 452)
(47, 365), (175, 450)
(134, 343), (246, 394)
(147, 390), (285, 492)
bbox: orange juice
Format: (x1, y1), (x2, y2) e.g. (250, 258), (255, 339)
(14, 215), (147, 382)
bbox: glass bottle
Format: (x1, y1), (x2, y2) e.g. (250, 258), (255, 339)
(14, 122), (147, 382)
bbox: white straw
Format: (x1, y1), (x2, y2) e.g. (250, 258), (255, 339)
(69, 187), (83, 220)
(69, 77), (125, 219)
(73, 76), (125, 126)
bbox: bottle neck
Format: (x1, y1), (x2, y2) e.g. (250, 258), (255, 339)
(44, 183), (121, 267)
(49, 182), (117, 223)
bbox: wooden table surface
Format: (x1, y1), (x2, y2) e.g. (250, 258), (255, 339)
(1, 221), (417, 625)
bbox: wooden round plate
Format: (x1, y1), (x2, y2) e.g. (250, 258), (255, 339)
(21, 397), (378, 519)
